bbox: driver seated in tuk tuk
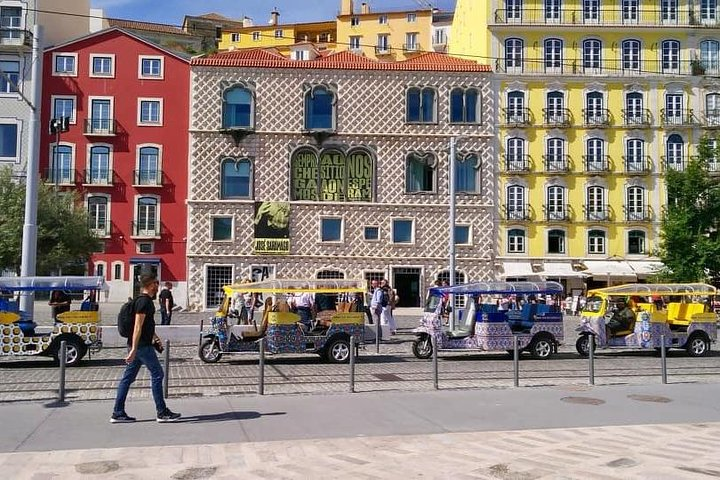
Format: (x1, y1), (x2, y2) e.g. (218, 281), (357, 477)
(606, 298), (635, 337)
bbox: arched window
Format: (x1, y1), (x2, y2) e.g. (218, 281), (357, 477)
(506, 90), (526, 123)
(505, 38), (523, 70)
(706, 93), (720, 125)
(304, 85), (336, 130)
(545, 137), (565, 170)
(700, 39), (720, 73)
(546, 91), (565, 122)
(544, 38), (563, 71)
(507, 228), (525, 253)
(582, 39), (602, 71)
(661, 40), (680, 73)
(135, 196), (158, 236)
(506, 184), (526, 220)
(455, 153), (480, 193)
(406, 152), (436, 193)
(586, 186), (607, 220)
(585, 138), (605, 171)
(628, 230), (646, 254)
(546, 185), (566, 220)
(88, 145), (110, 184)
(626, 186), (645, 220)
(588, 229), (606, 254)
(625, 91), (644, 124)
(547, 229), (565, 254)
(625, 138), (645, 172)
(88, 195), (108, 235)
(621, 39), (641, 71)
(450, 87), (480, 123)
(222, 86), (253, 129)
(585, 91), (605, 124)
(506, 137), (525, 170)
(137, 146), (159, 185)
(220, 157), (252, 199)
(665, 133), (684, 170)
(52, 144), (73, 184)
(406, 87), (436, 123)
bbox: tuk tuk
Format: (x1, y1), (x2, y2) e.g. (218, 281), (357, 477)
(198, 279), (365, 364)
(0, 276), (106, 366)
(576, 283), (717, 357)
(412, 281), (565, 360)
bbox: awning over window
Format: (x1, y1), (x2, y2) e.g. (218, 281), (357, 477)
(498, 261), (534, 278)
(628, 261), (664, 276)
(583, 260), (637, 279)
(541, 262), (590, 278)
(129, 257), (161, 264)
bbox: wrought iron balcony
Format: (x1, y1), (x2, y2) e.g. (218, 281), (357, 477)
(81, 169), (114, 186)
(402, 43), (419, 52)
(582, 109), (611, 127)
(84, 118), (117, 136)
(501, 108), (531, 126)
(622, 156), (652, 174)
(543, 155), (571, 173)
(0, 26), (32, 49)
(583, 204), (611, 221)
(131, 221), (161, 238)
(503, 155), (532, 173)
(492, 7), (697, 26)
(374, 45), (391, 55)
(133, 170), (163, 186)
(502, 204), (532, 221)
(660, 109), (697, 126)
(622, 109), (652, 127)
(543, 204), (571, 222)
(623, 206), (651, 222)
(43, 168), (75, 185)
(495, 58), (698, 76)
(689, 156), (720, 173)
(542, 108), (572, 127)
(89, 222), (110, 238)
(702, 110), (720, 128)
(583, 155), (611, 173)
(662, 156), (685, 171)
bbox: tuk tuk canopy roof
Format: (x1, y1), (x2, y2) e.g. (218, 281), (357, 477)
(0, 276), (109, 292)
(429, 281), (564, 296)
(222, 279), (366, 295)
(588, 283), (717, 297)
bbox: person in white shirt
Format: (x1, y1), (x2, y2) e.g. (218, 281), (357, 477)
(295, 291), (314, 329)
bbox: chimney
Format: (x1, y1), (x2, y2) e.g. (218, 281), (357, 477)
(242, 16), (253, 28)
(361, 2), (370, 14)
(270, 8), (280, 26)
(341, 0), (354, 16)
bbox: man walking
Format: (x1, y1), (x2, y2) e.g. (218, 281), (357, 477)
(111, 273), (181, 423)
(158, 282), (174, 325)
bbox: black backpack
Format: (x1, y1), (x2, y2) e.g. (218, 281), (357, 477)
(381, 289), (390, 307)
(117, 297), (136, 338)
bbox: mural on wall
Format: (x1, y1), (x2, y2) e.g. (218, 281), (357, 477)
(253, 202), (290, 254)
(291, 146), (375, 202)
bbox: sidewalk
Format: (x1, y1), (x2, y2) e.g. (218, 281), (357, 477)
(1, 383), (720, 478)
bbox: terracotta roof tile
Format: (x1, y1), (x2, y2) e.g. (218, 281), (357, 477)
(107, 18), (189, 36)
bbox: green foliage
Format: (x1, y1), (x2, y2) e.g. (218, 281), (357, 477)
(659, 137), (720, 282)
(0, 168), (101, 275)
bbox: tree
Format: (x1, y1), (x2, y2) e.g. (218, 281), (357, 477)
(0, 168), (101, 275)
(659, 137), (720, 282)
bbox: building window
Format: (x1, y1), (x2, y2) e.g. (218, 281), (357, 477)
(626, 138), (645, 171)
(88, 196), (108, 235)
(586, 138), (605, 170)
(406, 87), (436, 123)
(293, 50), (307, 61)
(90, 55), (114, 77)
(506, 137), (526, 169)
(274, 29), (283, 38)
(702, 0), (718, 22)
(392, 219), (413, 244)
(211, 216), (233, 241)
(544, 38), (562, 72)
(364, 226), (379, 241)
(50, 144), (73, 183)
(135, 197), (158, 236)
(506, 90), (525, 122)
(0, 6), (22, 39)
(95, 262), (105, 279)
(139, 99), (161, 125)
(351, 16), (360, 26)
(113, 262), (122, 280)
(546, 91), (565, 122)
(700, 40), (720, 73)
(53, 53), (77, 75)
(220, 157), (252, 199)
(304, 85), (336, 130)
(545, 0), (562, 21)
(139, 56), (163, 78)
(455, 153), (480, 193)
(0, 59), (19, 93)
(583, 0), (600, 22)
(455, 225), (471, 245)
(586, 185), (606, 220)
(88, 145), (111, 184)
(89, 98), (112, 133)
(506, 185), (526, 220)
(585, 91), (605, 124)
(548, 229), (565, 254)
(405, 32), (419, 51)
(379, 15), (388, 24)
(406, 152), (436, 193)
(450, 87), (480, 124)
(664, 93), (684, 124)
(583, 39), (602, 72)
(320, 217), (343, 242)
(588, 229), (606, 254)
(51, 96), (75, 124)
(0, 122), (18, 161)
(622, 40), (641, 72)
(706, 93), (720, 126)
(407, 13), (417, 22)
(661, 0), (678, 23)
(230, 33), (240, 42)
(377, 34), (389, 53)
(137, 146), (160, 185)
(625, 92), (644, 124)
(222, 85), (254, 129)
(545, 137), (566, 169)
(505, 38), (523, 70)
(252, 31), (260, 41)
(626, 186), (646, 220)
(628, 230), (646, 254)
(205, 265), (234, 309)
(350, 36), (361, 51)
(508, 228), (525, 253)
(666, 133), (684, 169)
(622, 0), (639, 22)
(546, 185), (566, 220)
(661, 40), (680, 73)
(507, 0), (523, 20)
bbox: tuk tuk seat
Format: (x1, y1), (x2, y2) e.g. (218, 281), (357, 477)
(241, 298), (273, 340)
(447, 300), (477, 338)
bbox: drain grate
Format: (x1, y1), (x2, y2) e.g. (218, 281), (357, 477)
(560, 396), (606, 405)
(627, 394), (672, 403)
(373, 373), (404, 382)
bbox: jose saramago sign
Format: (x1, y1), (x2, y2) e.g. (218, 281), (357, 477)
(254, 201), (290, 254)
(291, 147), (374, 202)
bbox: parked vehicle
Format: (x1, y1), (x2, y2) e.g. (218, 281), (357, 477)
(0, 276), (106, 366)
(576, 283), (717, 357)
(412, 281), (565, 360)
(199, 279), (365, 364)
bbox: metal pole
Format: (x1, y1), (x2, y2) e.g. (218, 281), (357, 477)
(19, 25), (43, 316)
(162, 339), (170, 399)
(58, 340), (66, 402)
(512, 335), (519, 387)
(588, 335), (595, 385)
(449, 136), (457, 332)
(258, 340), (265, 395)
(375, 321), (381, 354)
(660, 334), (667, 384)
(431, 334), (438, 390)
(349, 336), (356, 393)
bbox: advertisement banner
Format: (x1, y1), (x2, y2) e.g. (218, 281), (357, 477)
(291, 147), (373, 202)
(253, 201), (290, 254)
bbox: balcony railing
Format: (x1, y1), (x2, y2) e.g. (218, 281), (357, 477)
(89, 223), (110, 238)
(84, 118), (117, 136)
(501, 108), (531, 126)
(495, 58), (699, 76)
(0, 27), (32, 48)
(583, 204), (611, 221)
(582, 109), (611, 127)
(583, 155), (611, 173)
(660, 109), (697, 126)
(81, 169), (114, 186)
(542, 108), (572, 127)
(623, 156), (653, 174)
(662, 156), (685, 171)
(503, 155), (532, 173)
(131, 221), (161, 238)
(43, 168), (75, 185)
(374, 45), (391, 55)
(702, 110), (720, 128)
(624, 206), (651, 222)
(402, 43), (419, 52)
(543, 204), (571, 222)
(133, 170), (163, 186)
(622, 109), (652, 127)
(689, 156), (720, 173)
(543, 155), (571, 173)
(493, 7), (700, 26)
(502, 204), (531, 221)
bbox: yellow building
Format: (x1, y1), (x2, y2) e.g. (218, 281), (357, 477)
(451, 0), (718, 291)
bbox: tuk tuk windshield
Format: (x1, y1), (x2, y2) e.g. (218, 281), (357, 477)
(222, 279), (366, 295)
(583, 295), (604, 313)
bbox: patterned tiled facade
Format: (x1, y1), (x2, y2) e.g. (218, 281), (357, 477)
(187, 53), (495, 310)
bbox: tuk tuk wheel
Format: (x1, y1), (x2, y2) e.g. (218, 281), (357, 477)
(52, 336), (85, 367)
(529, 334), (554, 360)
(686, 333), (710, 357)
(412, 335), (433, 359)
(326, 337), (351, 363)
(575, 335), (594, 357)
(199, 338), (222, 363)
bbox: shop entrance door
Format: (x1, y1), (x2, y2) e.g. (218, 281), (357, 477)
(393, 268), (421, 307)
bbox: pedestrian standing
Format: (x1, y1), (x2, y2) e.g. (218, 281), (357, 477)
(111, 273), (181, 423)
(370, 279), (383, 326)
(158, 282), (174, 326)
(380, 279), (397, 335)
(364, 280), (375, 324)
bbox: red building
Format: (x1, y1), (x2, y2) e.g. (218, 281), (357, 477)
(40, 28), (190, 303)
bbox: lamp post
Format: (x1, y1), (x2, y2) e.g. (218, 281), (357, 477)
(449, 137), (457, 331)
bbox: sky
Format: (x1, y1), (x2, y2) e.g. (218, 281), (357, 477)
(91, 0), (457, 27)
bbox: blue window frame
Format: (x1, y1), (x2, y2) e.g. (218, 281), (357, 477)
(0, 123), (17, 159)
(455, 225), (470, 244)
(321, 218), (342, 242)
(138, 147), (159, 185)
(406, 87), (436, 123)
(455, 154), (479, 193)
(220, 157), (251, 198)
(304, 86), (335, 130)
(450, 88), (480, 123)
(89, 146), (110, 184)
(212, 217), (233, 241)
(222, 86), (253, 129)
(392, 219), (413, 243)
(363, 226), (379, 241)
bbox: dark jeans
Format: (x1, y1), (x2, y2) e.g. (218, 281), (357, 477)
(113, 345), (166, 415)
(296, 306), (312, 328)
(160, 309), (172, 325)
